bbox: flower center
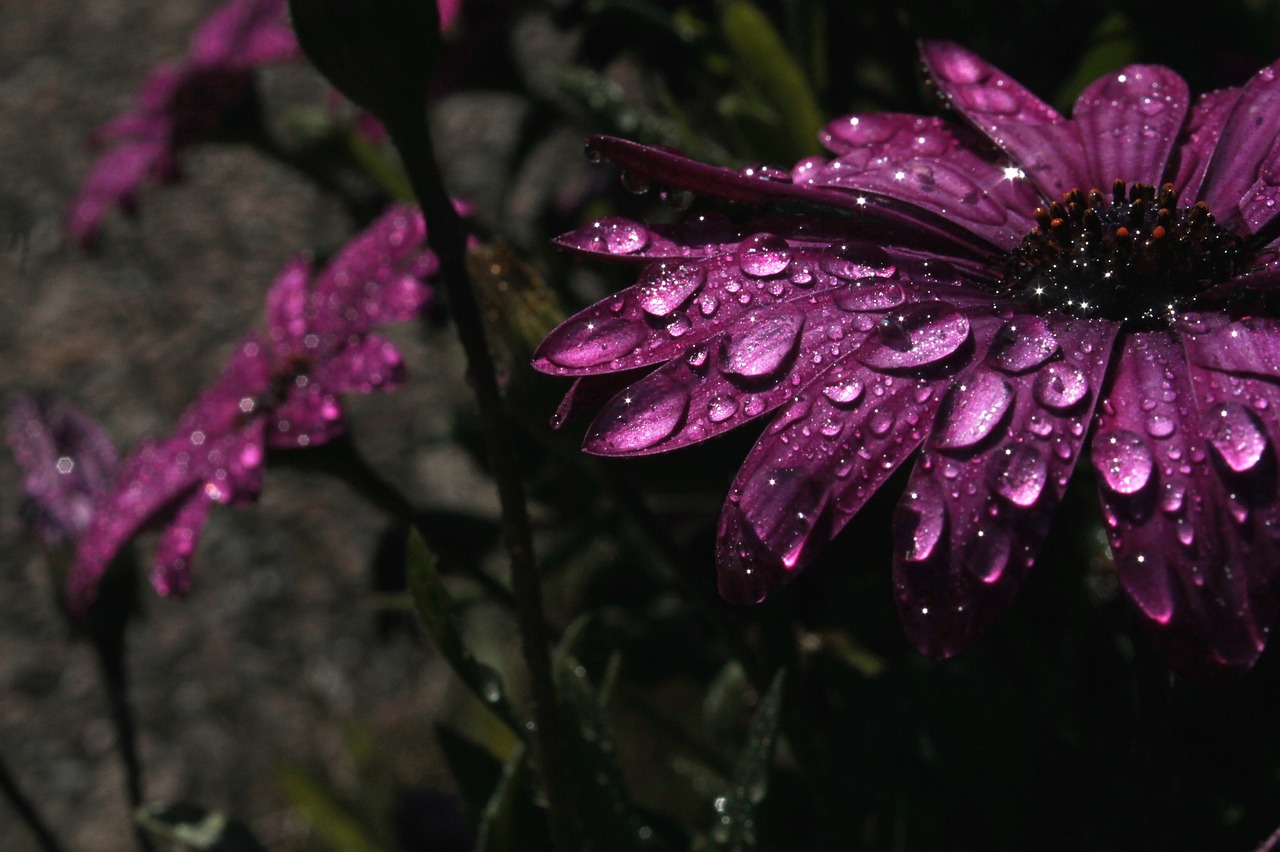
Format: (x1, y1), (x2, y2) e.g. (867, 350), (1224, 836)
(1000, 181), (1246, 323)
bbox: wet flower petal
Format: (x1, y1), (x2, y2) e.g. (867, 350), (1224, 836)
(1198, 57), (1280, 234)
(1072, 65), (1189, 190)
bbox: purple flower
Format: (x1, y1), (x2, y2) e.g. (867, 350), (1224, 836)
(64, 0), (299, 247)
(6, 395), (120, 548)
(534, 42), (1280, 676)
(68, 204), (435, 613)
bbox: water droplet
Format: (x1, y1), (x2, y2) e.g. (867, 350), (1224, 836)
(1094, 430), (1155, 495)
(933, 371), (1014, 450)
(989, 317), (1059, 373)
(858, 303), (970, 371)
(868, 408), (895, 436)
(969, 528), (1011, 583)
(1144, 412), (1176, 439)
(1160, 482), (1185, 514)
(708, 396), (739, 422)
(665, 311), (691, 338)
(239, 442), (263, 468)
(543, 317), (646, 369)
(897, 480), (946, 562)
(588, 376), (690, 453)
(737, 233), (792, 277)
(636, 262), (705, 317)
(597, 216), (649, 254)
(1032, 363), (1090, 411)
(822, 377), (864, 406)
(820, 243), (896, 280)
(721, 305), (806, 379)
(1205, 402), (1269, 472)
(835, 281), (906, 312)
(989, 445), (1048, 507)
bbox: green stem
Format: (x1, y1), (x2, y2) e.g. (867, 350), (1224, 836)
(385, 115), (578, 852)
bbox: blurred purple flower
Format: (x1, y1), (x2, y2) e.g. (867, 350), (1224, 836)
(68, 204), (436, 613)
(6, 394), (119, 548)
(64, 0), (299, 247)
(535, 42), (1280, 675)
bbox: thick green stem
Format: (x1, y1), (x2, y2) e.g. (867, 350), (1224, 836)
(386, 115), (578, 852)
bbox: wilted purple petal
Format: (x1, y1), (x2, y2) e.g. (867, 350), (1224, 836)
(1072, 65), (1189, 190)
(920, 40), (1090, 199)
(893, 318), (1117, 658)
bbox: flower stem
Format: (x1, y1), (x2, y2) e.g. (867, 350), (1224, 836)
(0, 747), (66, 852)
(385, 115), (579, 852)
(90, 622), (153, 852)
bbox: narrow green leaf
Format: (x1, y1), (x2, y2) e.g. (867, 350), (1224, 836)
(711, 669), (786, 851)
(474, 743), (529, 852)
(135, 802), (265, 851)
(435, 725), (507, 828)
(346, 132), (415, 202)
(405, 529), (526, 735)
(719, 1), (823, 159)
(277, 770), (385, 852)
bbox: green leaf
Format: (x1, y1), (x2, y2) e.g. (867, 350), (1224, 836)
(719, 1), (823, 159)
(435, 725), (507, 828)
(278, 769), (385, 852)
(135, 802), (265, 851)
(474, 743), (554, 852)
(405, 529), (526, 735)
(711, 669), (786, 850)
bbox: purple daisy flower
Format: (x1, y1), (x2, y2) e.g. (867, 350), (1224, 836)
(6, 394), (120, 548)
(64, 0), (299, 247)
(534, 41), (1280, 676)
(67, 204), (435, 613)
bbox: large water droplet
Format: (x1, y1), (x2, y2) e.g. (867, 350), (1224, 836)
(543, 318), (646, 368)
(721, 305), (805, 379)
(1205, 402), (1269, 473)
(595, 216), (649, 254)
(636, 262), (705, 317)
(707, 396), (739, 423)
(897, 480), (947, 562)
(819, 243), (896, 280)
(989, 445), (1048, 507)
(835, 281), (906, 312)
(822, 376), (864, 406)
(858, 303), (970, 371)
(989, 317), (1059, 373)
(737, 233), (792, 278)
(1032, 363), (1090, 411)
(588, 376), (690, 453)
(1093, 430), (1155, 495)
(968, 528), (1011, 583)
(933, 371), (1014, 450)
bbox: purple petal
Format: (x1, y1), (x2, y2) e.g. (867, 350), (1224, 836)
(1093, 332), (1267, 674)
(190, 0), (296, 68)
(1184, 317), (1280, 381)
(892, 318), (1118, 658)
(920, 40), (1089, 199)
(151, 491), (212, 598)
(583, 292), (886, 456)
(552, 371), (652, 429)
(1171, 88), (1241, 201)
(532, 239), (988, 378)
(1072, 65), (1189, 190)
(68, 440), (203, 614)
(1198, 57), (1280, 234)
(6, 394), (119, 543)
(802, 113), (1039, 247)
(266, 255), (313, 355)
(267, 383), (345, 448)
(64, 138), (170, 246)
(313, 334), (407, 393)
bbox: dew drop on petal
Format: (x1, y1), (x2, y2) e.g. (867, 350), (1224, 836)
(989, 317), (1059, 373)
(835, 281), (906, 312)
(897, 480), (946, 562)
(989, 445), (1048, 507)
(1093, 429), (1155, 495)
(597, 217), (650, 254)
(589, 377), (690, 453)
(858, 305), (970, 371)
(822, 377), (864, 406)
(868, 408), (895, 437)
(1032, 363), (1090, 411)
(721, 305), (806, 379)
(239, 443), (263, 469)
(707, 396), (739, 423)
(819, 243), (896, 281)
(968, 528), (1011, 583)
(737, 233), (792, 278)
(1205, 402), (1269, 473)
(544, 318), (646, 368)
(636, 262), (706, 317)
(933, 371), (1014, 450)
